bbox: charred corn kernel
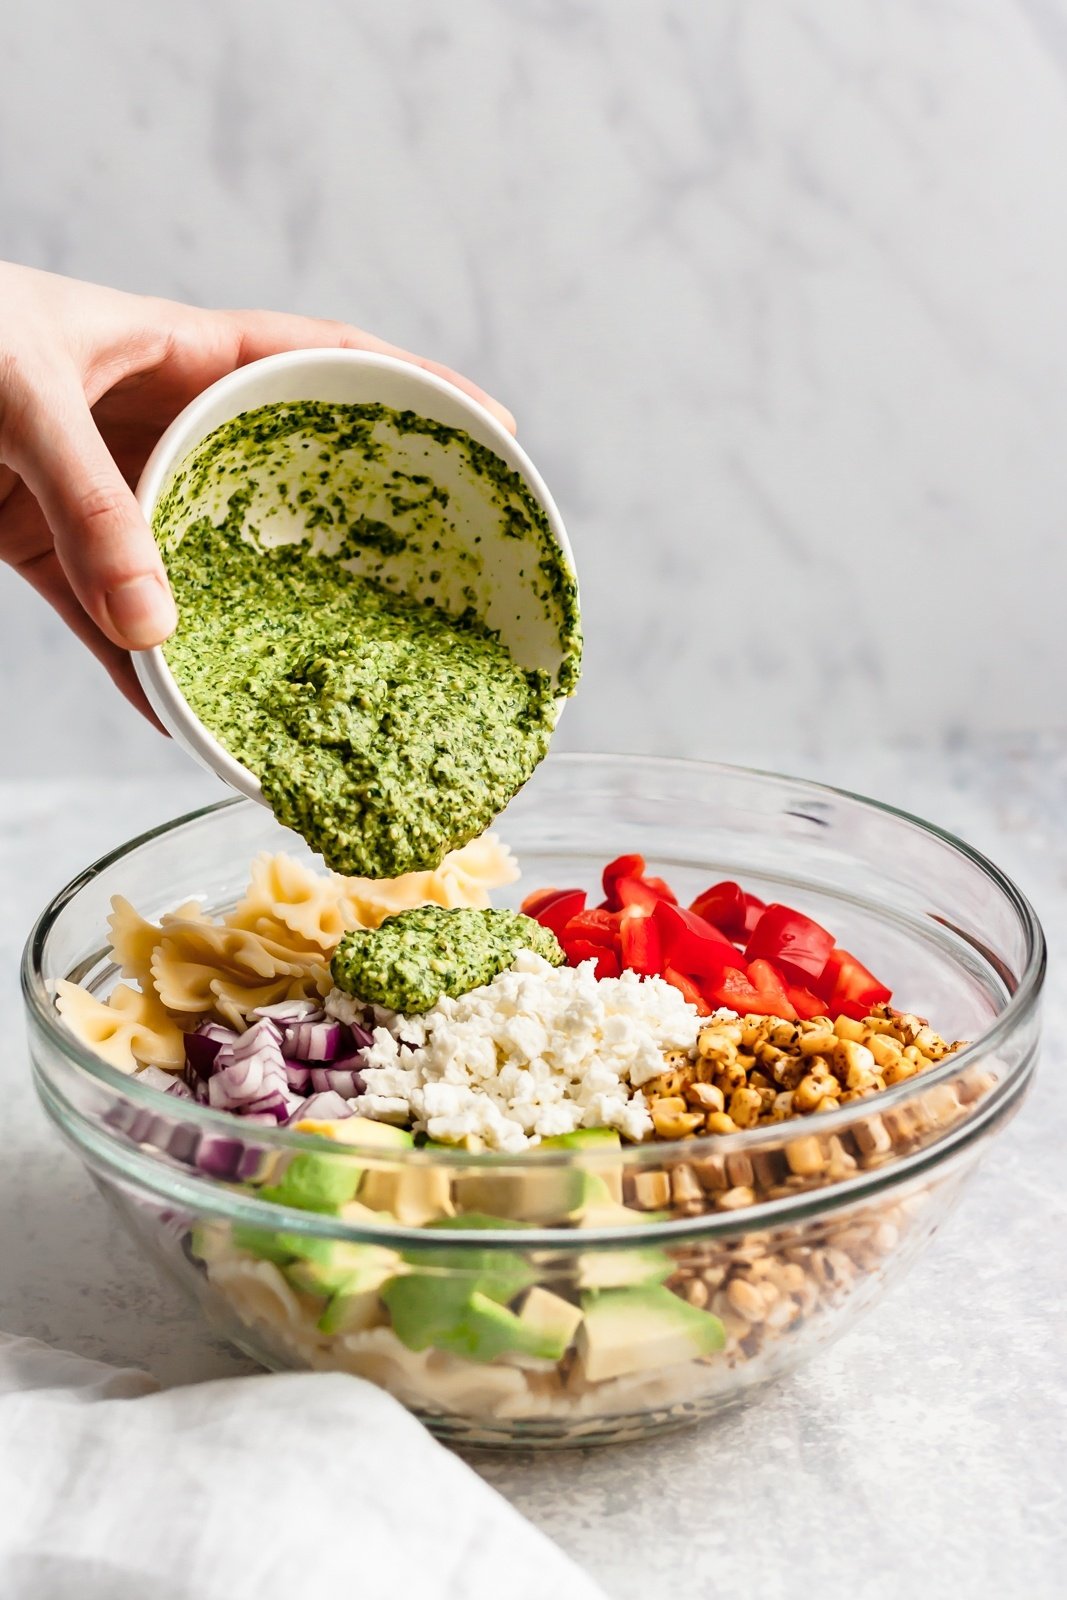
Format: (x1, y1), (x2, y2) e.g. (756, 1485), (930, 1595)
(670, 1163), (704, 1205)
(833, 1015), (867, 1042)
(725, 1152), (755, 1189)
(728, 1086), (764, 1129)
(866, 1032), (902, 1068)
(651, 1102), (704, 1140)
(684, 1277), (709, 1308)
(769, 1020), (802, 1049)
(799, 1028), (838, 1056)
(705, 1111), (739, 1135)
(685, 1081), (726, 1113)
(727, 1277), (767, 1320)
(717, 1184), (756, 1210)
(786, 1135), (826, 1176)
(663, 1048), (692, 1071)
(691, 1154), (730, 1191)
(631, 1170), (672, 1209)
(853, 1114), (892, 1156)
(792, 1074), (826, 1114)
(836, 1039), (877, 1087)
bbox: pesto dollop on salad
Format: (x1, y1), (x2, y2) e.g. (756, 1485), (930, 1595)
(331, 905), (563, 1014)
(155, 401), (581, 879)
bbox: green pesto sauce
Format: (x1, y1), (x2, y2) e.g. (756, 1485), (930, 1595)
(331, 906), (564, 1014)
(156, 401), (582, 878)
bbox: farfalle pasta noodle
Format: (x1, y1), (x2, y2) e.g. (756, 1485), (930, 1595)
(55, 979), (186, 1074)
(57, 835), (519, 1067)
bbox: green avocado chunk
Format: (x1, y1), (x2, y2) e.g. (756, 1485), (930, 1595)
(577, 1286), (726, 1383)
(331, 905), (563, 1013)
(383, 1279), (565, 1363)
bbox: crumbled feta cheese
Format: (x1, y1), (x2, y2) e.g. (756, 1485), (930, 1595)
(327, 952), (701, 1151)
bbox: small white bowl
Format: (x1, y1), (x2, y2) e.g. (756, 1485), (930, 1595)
(133, 348), (577, 805)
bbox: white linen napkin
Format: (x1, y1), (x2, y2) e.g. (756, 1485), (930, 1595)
(0, 1334), (605, 1600)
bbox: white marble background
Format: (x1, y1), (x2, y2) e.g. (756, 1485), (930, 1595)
(3, 0), (1067, 777)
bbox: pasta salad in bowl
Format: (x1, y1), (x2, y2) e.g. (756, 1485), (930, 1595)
(23, 756), (1043, 1447)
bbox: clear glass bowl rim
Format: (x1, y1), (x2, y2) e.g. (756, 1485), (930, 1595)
(21, 753), (1045, 1245)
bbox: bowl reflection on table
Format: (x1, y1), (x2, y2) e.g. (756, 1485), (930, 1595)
(21, 756), (1044, 1447)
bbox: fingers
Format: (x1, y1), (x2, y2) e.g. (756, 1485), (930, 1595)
(14, 547), (169, 729)
(219, 308), (517, 435)
(5, 379), (177, 650)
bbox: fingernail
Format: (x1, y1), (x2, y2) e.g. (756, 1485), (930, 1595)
(105, 575), (178, 649)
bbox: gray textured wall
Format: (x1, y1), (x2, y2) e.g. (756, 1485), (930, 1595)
(3, 0), (1065, 777)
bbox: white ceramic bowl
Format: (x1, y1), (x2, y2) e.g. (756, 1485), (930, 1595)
(132, 348), (577, 803)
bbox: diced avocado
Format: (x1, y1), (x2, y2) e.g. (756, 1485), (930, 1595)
(318, 1285), (385, 1336)
(189, 1222), (231, 1264)
(452, 1168), (588, 1225)
(577, 1286), (726, 1383)
(540, 1128), (621, 1151)
(515, 1287), (583, 1360)
(259, 1120), (412, 1214)
(402, 1213), (537, 1306)
(359, 1165), (455, 1226)
(284, 1238), (398, 1297)
(229, 1223), (340, 1266)
(299, 1116), (415, 1151)
(573, 1172), (644, 1226)
(382, 1278), (567, 1363)
(577, 1247), (673, 1291)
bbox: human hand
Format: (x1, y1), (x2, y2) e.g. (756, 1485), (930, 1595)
(0, 262), (514, 720)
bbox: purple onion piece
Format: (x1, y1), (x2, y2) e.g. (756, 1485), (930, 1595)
(346, 1022), (375, 1053)
(286, 1090), (352, 1124)
(309, 1063), (365, 1098)
(208, 1018), (288, 1114)
(194, 1135), (246, 1179)
(167, 1078), (194, 1101)
(251, 1000), (325, 1026)
(281, 1020), (343, 1062)
(283, 1060), (312, 1093)
(184, 1023), (238, 1082)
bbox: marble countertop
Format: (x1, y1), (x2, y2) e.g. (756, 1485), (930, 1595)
(2, 739), (1063, 1599)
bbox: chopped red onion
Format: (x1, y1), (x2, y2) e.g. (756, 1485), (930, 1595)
(286, 1090), (352, 1123)
(251, 1000), (325, 1026)
(309, 1061), (365, 1098)
(208, 1018), (288, 1114)
(281, 1020), (344, 1062)
(184, 1022), (240, 1083)
(284, 1060), (312, 1093)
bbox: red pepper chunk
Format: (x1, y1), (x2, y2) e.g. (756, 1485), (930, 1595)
(689, 881), (747, 940)
(661, 967), (711, 1015)
(745, 904), (835, 986)
(564, 938), (621, 980)
(706, 963), (797, 1020)
(601, 854), (646, 908)
(787, 984), (829, 1021)
(561, 908), (619, 949)
(530, 889), (587, 939)
(653, 900), (739, 981)
(619, 909), (662, 976)
(819, 948), (892, 1013)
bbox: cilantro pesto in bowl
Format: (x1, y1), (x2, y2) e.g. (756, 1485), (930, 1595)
(134, 350), (581, 878)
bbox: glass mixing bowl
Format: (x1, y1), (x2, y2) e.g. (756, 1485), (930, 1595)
(22, 756), (1044, 1448)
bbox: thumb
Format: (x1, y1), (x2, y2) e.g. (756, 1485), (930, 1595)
(9, 379), (177, 650)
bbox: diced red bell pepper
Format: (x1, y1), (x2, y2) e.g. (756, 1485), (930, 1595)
(564, 938), (621, 980)
(642, 875), (678, 904)
(652, 900), (739, 981)
(561, 908), (618, 949)
(744, 959), (798, 1020)
(819, 948), (892, 1013)
(787, 984), (828, 1021)
(661, 967), (711, 1015)
(612, 874), (668, 917)
(689, 881), (748, 940)
(705, 963), (797, 1020)
(531, 889), (587, 939)
(745, 903), (836, 986)
(601, 854), (646, 907)
(741, 893), (766, 936)
(619, 909), (662, 976)
(521, 886), (567, 919)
